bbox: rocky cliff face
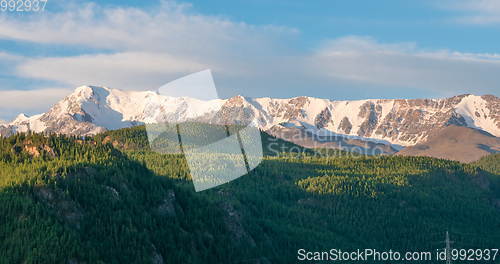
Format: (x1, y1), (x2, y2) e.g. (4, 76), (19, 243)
(224, 94), (499, 147)
(1, 86), (498, 149)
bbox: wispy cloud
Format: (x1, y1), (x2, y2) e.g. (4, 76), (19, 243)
(311, 36), (500, 96)
(437, 0), (500, 25)
(17, 52), (208, 91)
(0, 88), (71, 121)
(0, 2), (296, 56)
(0, 1), (298, 91)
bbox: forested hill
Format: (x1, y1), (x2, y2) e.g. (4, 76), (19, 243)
(92, 124), (314, 155)
(0, 128), (499, 263)
(474, 154), (500, 175)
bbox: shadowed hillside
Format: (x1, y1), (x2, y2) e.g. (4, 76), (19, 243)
(0, 128), (499, 263)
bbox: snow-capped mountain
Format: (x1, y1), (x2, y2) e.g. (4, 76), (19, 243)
(1, 85), (498, 149)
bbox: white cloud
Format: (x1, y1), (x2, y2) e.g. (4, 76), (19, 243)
(17, 52), (208, 90)
(0, 52), (24, 74)
(437, 0), (500, 25)
(0, 88), (71, 120)
(0, 2), (296, 56)
(0, 52), (22, 61)
(0, 1), (298, 94)
(310, 36), (500, 96)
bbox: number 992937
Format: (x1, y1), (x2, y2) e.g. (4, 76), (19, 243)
(1, 0), (47, 12)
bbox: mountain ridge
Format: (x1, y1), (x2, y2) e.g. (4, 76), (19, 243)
(1, 85), (498, 149)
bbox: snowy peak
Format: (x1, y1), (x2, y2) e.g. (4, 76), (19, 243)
(27, 85), (226, 134)
(12, 113), (30, 124)
(455, 94), (500, 135)
(0, 86), (498, 147)
(71, 85), (104, 100)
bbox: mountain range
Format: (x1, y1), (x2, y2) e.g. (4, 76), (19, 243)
(1, 85), (498, 161)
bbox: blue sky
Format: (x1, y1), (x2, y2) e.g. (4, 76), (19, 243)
(0, 0), (499, 120)
(188, 0), (500, 52)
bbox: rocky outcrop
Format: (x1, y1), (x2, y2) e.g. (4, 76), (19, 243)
(338, 117), (353, 134)
(35, 187), (84, 229)
(220, 201), (256, 247)
(314, 107), (332, 129)
(156, 189), (179, 217)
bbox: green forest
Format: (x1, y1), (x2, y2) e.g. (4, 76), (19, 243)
(0, 126), (499, 263)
